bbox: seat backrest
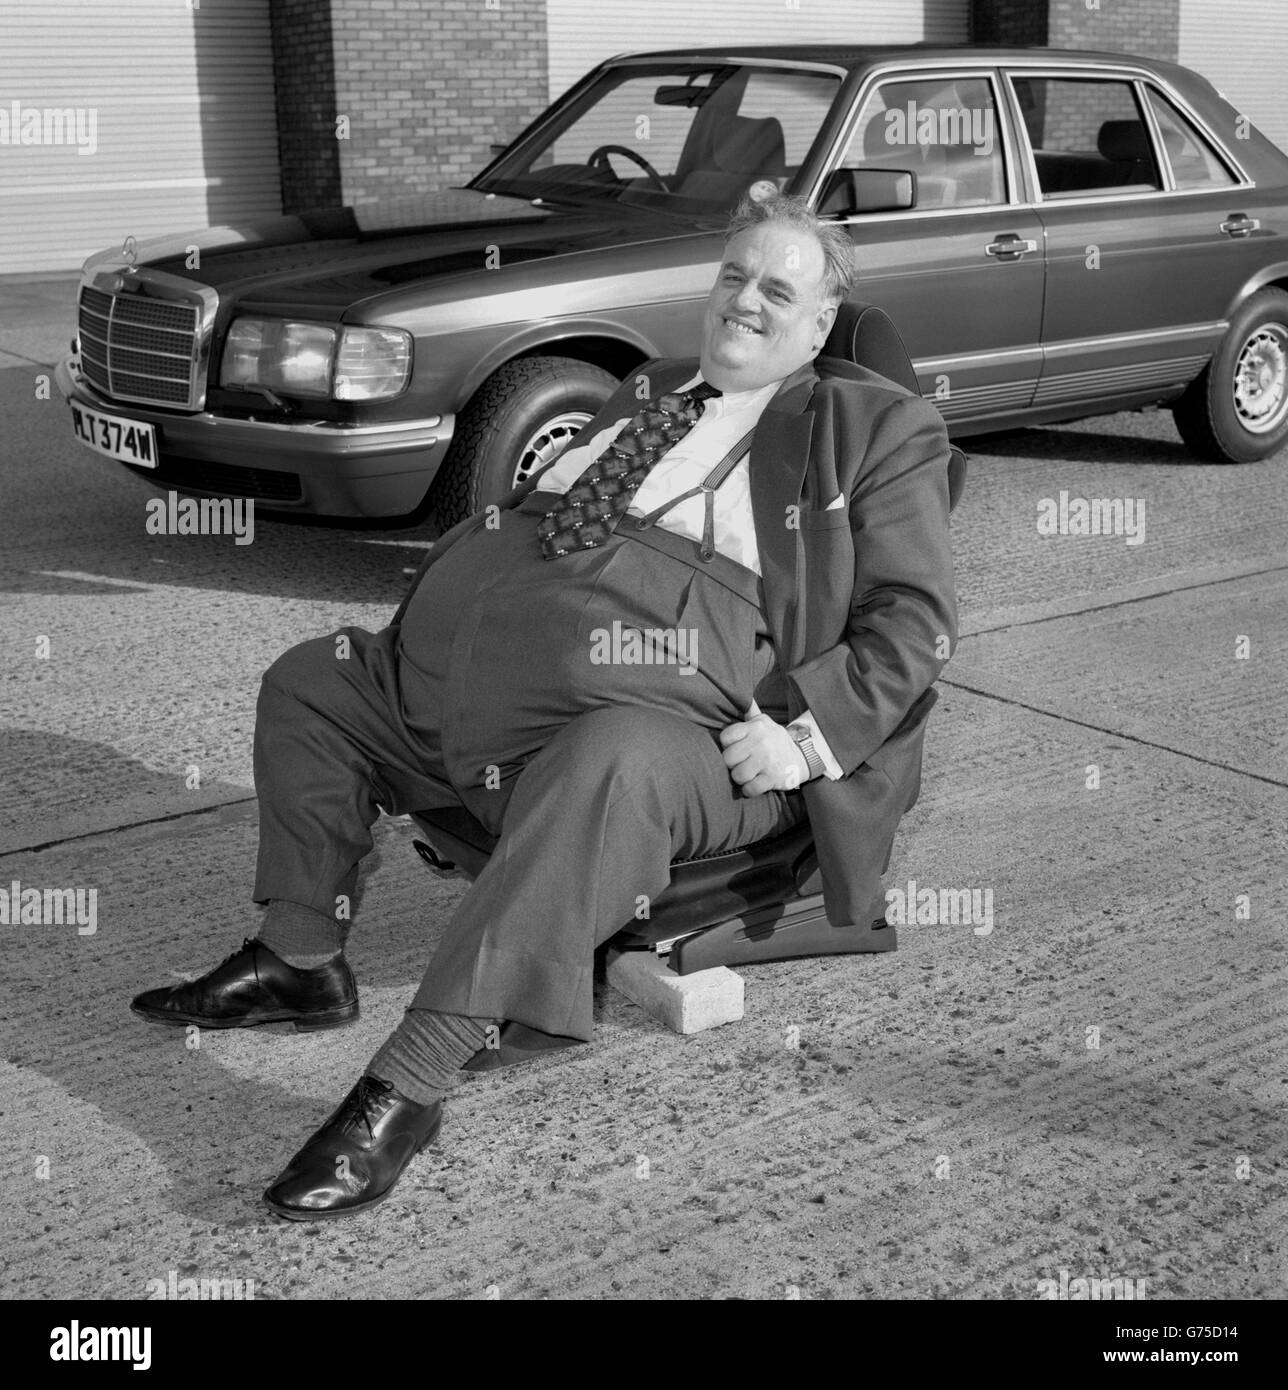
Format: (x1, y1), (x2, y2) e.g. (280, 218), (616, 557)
(863, 114), (940, 167)
(936, 138), (1005, 207)
(673, 115), (786, 205)
(823, 300), (966, 512)
(710, 115), (786, 175)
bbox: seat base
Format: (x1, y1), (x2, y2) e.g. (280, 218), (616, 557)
(665, 896), (895, 975)
(410, 822), (896, 979)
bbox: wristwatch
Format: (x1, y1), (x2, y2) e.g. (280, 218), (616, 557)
(786, 722), (825, 782)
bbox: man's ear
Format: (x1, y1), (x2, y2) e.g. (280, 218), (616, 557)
(813, 299), (839, 352)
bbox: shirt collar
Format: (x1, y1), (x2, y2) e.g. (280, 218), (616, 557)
(680, 373), (783, 419)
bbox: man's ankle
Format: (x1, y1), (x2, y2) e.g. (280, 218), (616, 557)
(257, 899), (344, 970)
(368, 1009), (496, 1107)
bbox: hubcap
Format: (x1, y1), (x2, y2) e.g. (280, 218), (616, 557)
(512, 410), (594, 487)
(1231, 322), (1288, 435)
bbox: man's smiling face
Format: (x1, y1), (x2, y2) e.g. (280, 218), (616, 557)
(699, 221), (839, 393)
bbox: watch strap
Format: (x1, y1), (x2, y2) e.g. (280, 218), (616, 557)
(787, 722), (825, 781)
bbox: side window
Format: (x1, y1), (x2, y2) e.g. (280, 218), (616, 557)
(835, 75), (1007, 210)
(1012, 76), (1162, 197)
(1145, 88), (1238, 189)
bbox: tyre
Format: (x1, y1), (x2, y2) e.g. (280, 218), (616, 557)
(1173, 288), (1288, 463)
(429, 355), (620, 527)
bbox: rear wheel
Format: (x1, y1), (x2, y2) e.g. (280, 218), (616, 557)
(1173, 288), (1288, 463)
(429, 355), (619, 527)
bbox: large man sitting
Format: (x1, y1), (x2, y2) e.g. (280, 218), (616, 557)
(131, 192), (957, 1220)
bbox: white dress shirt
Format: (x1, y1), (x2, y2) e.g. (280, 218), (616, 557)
(532, 373), (844, 780)
(533, 373), (775, 573)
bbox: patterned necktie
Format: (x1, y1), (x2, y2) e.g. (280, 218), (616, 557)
(536, 381), (721, 559)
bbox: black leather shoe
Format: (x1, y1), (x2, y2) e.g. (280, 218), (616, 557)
(130, 937), (358, 1032)
(263, 1075), (442, 1220)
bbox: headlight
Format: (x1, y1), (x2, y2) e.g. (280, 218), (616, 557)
(220, 319), (412, 401)
(335, 325), (412, 401)
(221, 318), (334, 398)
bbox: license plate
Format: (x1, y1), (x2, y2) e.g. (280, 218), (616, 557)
(70, 403), (158, 468)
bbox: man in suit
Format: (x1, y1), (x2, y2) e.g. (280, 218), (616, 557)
(130, 192), (956, 1220)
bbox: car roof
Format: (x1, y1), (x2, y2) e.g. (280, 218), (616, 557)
(612, 44), (1192, 80)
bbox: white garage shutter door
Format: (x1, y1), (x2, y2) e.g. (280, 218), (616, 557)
(0, 0), (281, 274)
(1179, 0), (1288, 154)
(546, 0), (971, 103)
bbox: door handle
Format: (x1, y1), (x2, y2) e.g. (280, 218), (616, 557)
(985, 235), (1039, 260)
(1220, 214), (1261, 238)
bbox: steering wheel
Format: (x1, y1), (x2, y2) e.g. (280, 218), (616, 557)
(588, 143), (667, 192)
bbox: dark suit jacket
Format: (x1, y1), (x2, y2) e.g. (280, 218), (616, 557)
(392, 353), (957, 927)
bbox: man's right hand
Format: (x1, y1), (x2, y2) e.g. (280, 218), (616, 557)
(718, 700), (809, 796)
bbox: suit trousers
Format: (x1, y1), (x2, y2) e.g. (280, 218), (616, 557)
(251, 623), (806, 1042)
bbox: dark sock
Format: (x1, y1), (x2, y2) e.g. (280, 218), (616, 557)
(368, 1009), (497, 1106)
(257, 899), (344, 969)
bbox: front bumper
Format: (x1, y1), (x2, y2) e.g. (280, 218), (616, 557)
(55, 352), (455, 519)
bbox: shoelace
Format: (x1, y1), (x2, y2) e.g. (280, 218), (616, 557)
(333, 1075), (393, 1139)
(176, 937), (260, 996)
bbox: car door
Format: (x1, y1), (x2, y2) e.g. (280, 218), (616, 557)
(817, 67), (1045, 427)
(1006, 65), (1266, 410)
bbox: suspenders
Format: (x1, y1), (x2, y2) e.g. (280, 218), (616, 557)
(631, 429), (756, 563)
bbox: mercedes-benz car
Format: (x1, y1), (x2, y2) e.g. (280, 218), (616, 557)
(57, 44), (1288, 526)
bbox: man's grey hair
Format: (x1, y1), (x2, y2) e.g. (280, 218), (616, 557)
(724, 191), (857, 305)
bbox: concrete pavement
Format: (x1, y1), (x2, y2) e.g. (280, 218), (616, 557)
(1, 277), (1284, 1300)
(0, 272), (78, 371)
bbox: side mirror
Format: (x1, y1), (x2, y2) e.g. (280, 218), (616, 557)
(818, 167), (916, 217)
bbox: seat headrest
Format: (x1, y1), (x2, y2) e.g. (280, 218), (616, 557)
(823, 301), (920, 393)
(1097, 120), (1151, 163)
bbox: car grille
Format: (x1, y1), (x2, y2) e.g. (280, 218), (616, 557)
(79, 285), (201, 409)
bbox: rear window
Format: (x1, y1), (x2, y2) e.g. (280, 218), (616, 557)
(1012, 75), (1163, 198)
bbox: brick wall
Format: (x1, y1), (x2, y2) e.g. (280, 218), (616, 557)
(270, 0), (342, 211)
(330, 0), (548, 205)
(271, 0), (548, 210)
(971, 0), (1048, 46)
(972, 0), (1181, 60)
(1046, 0), (1179, 59)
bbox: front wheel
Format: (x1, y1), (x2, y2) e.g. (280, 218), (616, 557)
(429, 356), (620, 528)
(1173, 288), (1288, 463)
